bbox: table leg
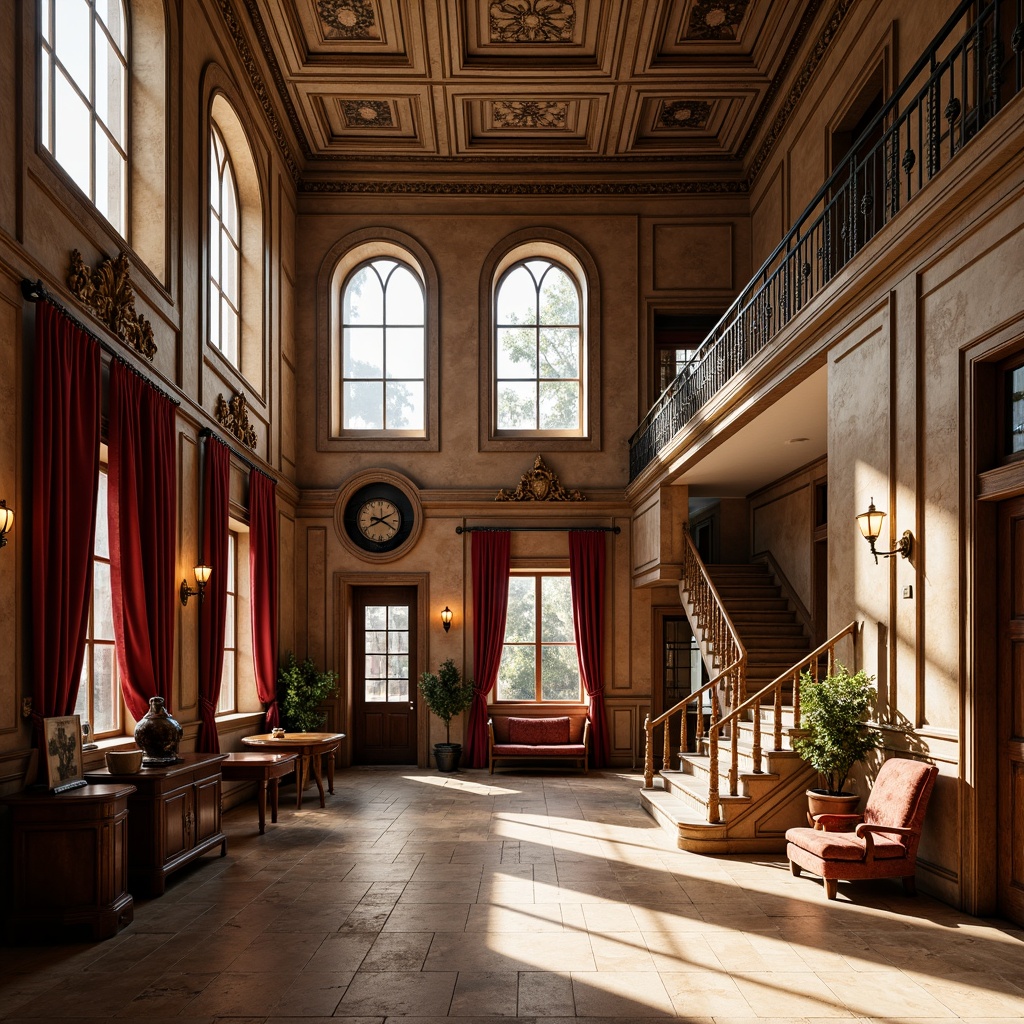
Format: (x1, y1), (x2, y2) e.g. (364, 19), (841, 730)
(257, 780), (267, 835)
(327, 746), (337, 795)
(295, 756), (305, 810)
(311, 751), (326, 807)
(270, 777), (279, 824)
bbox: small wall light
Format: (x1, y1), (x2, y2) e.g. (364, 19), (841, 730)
(855, 499), (913, 564)
(180, 564), (213, 606)
(0, 500), (13, 548)
(441, 606), (453, 632)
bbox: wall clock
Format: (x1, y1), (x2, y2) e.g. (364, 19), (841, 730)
(336, 472), (422, 561)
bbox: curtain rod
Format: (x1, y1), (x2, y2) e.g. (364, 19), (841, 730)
(199, 427), (275, 482)
(456, 525), (620, 534)
(21, 278), (181, 407)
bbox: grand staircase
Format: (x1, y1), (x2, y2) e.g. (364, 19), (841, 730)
(640, 535), (857, 853)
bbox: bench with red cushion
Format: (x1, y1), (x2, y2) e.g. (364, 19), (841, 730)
(487, 715), (589, 774)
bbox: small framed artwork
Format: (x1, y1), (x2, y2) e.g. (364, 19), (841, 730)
(43, 715), (87, 793)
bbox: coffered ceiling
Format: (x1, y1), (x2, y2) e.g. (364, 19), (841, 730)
(224, 0), (840, 190)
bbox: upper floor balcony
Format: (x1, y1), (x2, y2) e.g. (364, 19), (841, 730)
(628, 0), (1024, 486)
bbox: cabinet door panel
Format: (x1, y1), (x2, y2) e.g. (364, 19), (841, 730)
(163, 789), (190, 859)
(195, 776), (222, 844)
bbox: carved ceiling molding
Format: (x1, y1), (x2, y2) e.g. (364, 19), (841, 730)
(66, 249), (156, 359)
(493, 100), (568, 129)
(489, 1), (577, 43)
(658, 100), (712, 130)
(317, 0), (378, 40)
(744, 0), (852, 181)
(219, 0), (304, 176)
(299, 178), (747, 195)
(496, 455), (586, 502)
(215, 391), (258, 450)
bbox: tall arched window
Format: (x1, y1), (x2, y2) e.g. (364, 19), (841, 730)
(495, 258), (583, 433)
(209, 124), (241, 365)
(206, 93), (263, 390)
(341, 258), (425, 432)
(40, 0), (128, 234)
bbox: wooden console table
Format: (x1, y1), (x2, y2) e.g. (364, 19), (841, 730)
(241, 733), (344, 809)
(1, 783), (136, 940)
(86, 752), (227, 896)
(220, 751), (297, 833)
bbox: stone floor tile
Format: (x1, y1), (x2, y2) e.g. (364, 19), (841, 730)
(335, 970), (458, 1016)
(569, 969), (675, 1017)
(517, 970), (575, 1016)
(449, 971), (519, 1016)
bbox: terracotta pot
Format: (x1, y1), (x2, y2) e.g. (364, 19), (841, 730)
(806, 788), (860, 827)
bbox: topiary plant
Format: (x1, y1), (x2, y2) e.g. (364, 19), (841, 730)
(279, 652), (338, 732)
(793, 664), (882, 795)
(418, 658), (474, 745)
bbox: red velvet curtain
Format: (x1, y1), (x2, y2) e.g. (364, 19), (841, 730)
(30, 303), (101, 746)
(569, 530), (609, 767)
(249, 469), (280, 729)
(464, 531), (510, 768)
(108, 360), (177, 723)
(197, 437), (230, 752)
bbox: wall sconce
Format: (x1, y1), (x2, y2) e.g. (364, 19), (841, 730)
(0, 500), (13, 548)
(855, 499), (913, 564)
(180, 564), (212, 606)
(441, 606), (453, 632)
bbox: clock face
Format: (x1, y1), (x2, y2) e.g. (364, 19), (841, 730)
(341, 481), (417, 556)
(357, 498), (402, 544)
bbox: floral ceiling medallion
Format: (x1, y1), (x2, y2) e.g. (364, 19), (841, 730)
(341, 100), (394, 128)
(493, 100), (568, 129)
(66, 249), (156, 359)
(496, 454), (586, 502)
(685, 0), (750, 41)
(215, 391), (258, 450)
(658, 99), (711, 130)
(317, 0), (378, 40)
(489, 0), (576, 43)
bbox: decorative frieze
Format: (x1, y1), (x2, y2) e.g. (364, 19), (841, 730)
(496, 454), (585, 502)
(215, 391), (258, 450)
(66, 249), (156, 360)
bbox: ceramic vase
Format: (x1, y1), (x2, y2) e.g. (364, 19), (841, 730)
(134, 696), (183, 766)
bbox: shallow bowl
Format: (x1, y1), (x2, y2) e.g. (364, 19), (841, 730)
(105, 749), (144, 774)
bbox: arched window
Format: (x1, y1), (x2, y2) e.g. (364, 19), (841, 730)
(482, 232), (598, 450)
(206, 93), (263, 389)
(340, 258), (425, 432)
(40, 0), (128, 234)
(209, 124), (241, 365)
(495, 257), (583, 433)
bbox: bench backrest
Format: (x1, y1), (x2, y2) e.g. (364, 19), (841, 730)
(491, 715), (587, 744)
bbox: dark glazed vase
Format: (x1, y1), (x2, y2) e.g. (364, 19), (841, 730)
(134, 696), (184, 766)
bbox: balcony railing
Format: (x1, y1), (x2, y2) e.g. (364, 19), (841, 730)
(629, 0), (1024, 482)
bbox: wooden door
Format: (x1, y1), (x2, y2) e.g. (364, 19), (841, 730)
(352, 586), (418, 764)
(997, 495), (1024, 926)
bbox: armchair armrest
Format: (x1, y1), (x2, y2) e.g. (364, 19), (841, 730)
(813, 813), (862, 832)
(855, 822), (919, 839)
(581, 717), (590, 751)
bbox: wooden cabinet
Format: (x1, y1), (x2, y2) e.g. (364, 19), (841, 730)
(86, 752), (227, 896)
(1, 784), (136, 940)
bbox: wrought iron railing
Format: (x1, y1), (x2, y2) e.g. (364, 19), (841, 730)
(630, 0), (1024, 481)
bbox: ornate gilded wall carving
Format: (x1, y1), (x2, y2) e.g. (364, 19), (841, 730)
(215, 391), (258, 450)
(66, 249), (157, 359)
(496, 454), (586, 502)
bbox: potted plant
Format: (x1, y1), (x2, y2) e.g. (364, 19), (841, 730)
(418, 658), (475, 772)
(279, 652), (339, 733)
(793, 664), (882, 823)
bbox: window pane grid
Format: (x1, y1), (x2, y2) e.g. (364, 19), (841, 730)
(495, 258), (583, 433)
(75, 467), (122, 739)
(209, 124), (240, 365)
(341, 258), (426, 433)
(496, 573), (580, 702)
(363, 604), (410, 702)
(41, 0), (127, 234)
(217, 533), (238, 715)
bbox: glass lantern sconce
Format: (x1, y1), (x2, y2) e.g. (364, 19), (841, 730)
(441, 606), (453, 632)
(180, 564), (213, 605)
(0, 500), (13, 549)
(855, 499), (913, 565)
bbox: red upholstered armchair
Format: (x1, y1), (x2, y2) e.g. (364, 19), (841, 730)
(786, 758), (938, 900)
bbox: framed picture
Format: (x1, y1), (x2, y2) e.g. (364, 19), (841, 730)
(43, 715), (86, 792)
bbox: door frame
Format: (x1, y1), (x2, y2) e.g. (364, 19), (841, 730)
(334, 572), (430, 768)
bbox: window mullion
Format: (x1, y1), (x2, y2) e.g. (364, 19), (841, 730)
(534, 574), (543, 701)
